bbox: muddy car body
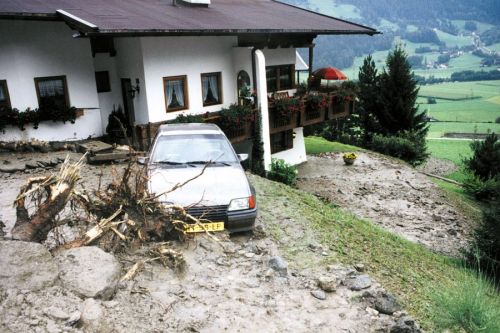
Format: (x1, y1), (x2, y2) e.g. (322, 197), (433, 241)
(144, 123), (256, 232)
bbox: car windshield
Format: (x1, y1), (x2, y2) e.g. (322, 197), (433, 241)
(150, 133), (239, 165)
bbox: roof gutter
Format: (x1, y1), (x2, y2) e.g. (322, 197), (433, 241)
(80, 29), (378, 38)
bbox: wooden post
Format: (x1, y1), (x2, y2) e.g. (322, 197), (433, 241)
(308, 44), (315, 80)
(146, 122), (152, 151)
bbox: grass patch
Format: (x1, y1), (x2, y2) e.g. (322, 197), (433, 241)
(426, 139), (472, 181)
(304, 136), (360, 154)
(432, 267), (500, 333)
(418, 81), (500, 123)
(251, 175), (492, 331)
(426, 139), (472, 165)
(427, 122), (500, 138)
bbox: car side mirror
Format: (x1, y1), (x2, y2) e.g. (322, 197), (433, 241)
(238, 154), (249, 162)
(137, 157), (148, 165)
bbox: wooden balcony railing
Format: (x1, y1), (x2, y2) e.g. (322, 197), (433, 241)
(268, 104), (300, 134)
(300, 105), (327, 127)
(328, 97), (354, 120)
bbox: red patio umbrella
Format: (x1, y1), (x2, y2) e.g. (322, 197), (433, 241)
(312, 67), (347, 80)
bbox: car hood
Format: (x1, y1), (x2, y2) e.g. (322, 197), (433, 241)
(148, 165), (251, 207)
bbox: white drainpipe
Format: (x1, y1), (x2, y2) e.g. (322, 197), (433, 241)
(254, 49), (272, 171)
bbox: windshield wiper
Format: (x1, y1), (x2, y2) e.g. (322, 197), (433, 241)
(153, 161), (184, 165)
(186, 160), (231, 166)
(185, 160), (211, 165)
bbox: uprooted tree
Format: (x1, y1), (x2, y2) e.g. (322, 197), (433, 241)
(11, 154), (215, 253)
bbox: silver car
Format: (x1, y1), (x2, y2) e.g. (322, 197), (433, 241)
(144, 123), (257, 233)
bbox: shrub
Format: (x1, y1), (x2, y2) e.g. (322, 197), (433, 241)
(472, 203), (500, 279)
(106, 107), (131, 138)
(168, 113), (205, 124)
(464, 133), (500, 181)
(495, 116), (500, 124)
(463, 175), (500, 201)
(267, 158), (298, 186)
(369, 131), (429, 166)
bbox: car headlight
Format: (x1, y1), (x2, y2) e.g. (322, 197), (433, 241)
(228, 196), (256, 211)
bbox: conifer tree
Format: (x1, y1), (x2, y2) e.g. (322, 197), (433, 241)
(357, 55), (382, 144)
(377, 45), (428, 138)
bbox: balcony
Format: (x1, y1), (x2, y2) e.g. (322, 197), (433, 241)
(328, 96), (354, 120)
(268, 103), (300, 134)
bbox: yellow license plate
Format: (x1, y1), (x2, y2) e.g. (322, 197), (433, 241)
(184, 222), (225, 233)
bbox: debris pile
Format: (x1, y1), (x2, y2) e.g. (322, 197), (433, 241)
(10, 154), (214, 254)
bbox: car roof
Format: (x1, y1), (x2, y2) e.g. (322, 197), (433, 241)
(157, 123), (224, 135)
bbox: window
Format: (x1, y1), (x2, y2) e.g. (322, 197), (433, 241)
(0, 80), (11, 109)
(266, 64), (294, 93)
(163, 75), (189, 112)
(95, 71), (111, 93)
(201, 72), (222, 106)
(270, 129), (294, 153)
(34, 76), (69, 109)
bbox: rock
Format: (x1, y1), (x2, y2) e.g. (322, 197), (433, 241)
(48, 159), (60, 167)
(0, 163), (25, 173)
(244, 243), (259, 254)
(317, 276), (337, 292)
(0, 241), (59, 291)
(80, 298), (103, 329)
(354, 263), (366, 272)
(56, 246), (121, 299)
(345, 275), (372, 291)
(0, 221), (5, 238)
(268, 256), (288, 277)
(44, 306), (70, 320)
(215, 257), (230, 266)
(66, 311), (81, 327)
(390, 316), (421, 333)
(308, 242), (322, 251)
(46, 319), (61, 333)
(366, 307), (379, 317)
(25, 162), (39, 169)
(311, 290), (327, 300)
(198, 240), (214, 251)
(50, 142), (67, 151)
(375, 292), (401, 315)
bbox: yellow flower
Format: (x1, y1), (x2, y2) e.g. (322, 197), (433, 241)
(343, 152), (358, 160)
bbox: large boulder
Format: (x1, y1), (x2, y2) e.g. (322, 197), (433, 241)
(55, 246), (121, 299)
(0, 240), (59, 291)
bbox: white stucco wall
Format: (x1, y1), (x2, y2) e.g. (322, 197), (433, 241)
(272, 127), (307, 166)
(232, 47), (254, 88)
(1, 109), (103, 142)
(0, 20), (102, 140)
(141, 36), (239, 123)
(114, 38), (149, 124)
(93, 54), (122, 133)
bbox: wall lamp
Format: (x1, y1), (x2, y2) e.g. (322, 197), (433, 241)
(129, 78), (140, 98)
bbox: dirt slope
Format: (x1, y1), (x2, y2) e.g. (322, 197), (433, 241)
(297, 152), (474, 256)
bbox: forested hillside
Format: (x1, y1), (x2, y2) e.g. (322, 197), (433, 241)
(282, 0), (500, 73)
